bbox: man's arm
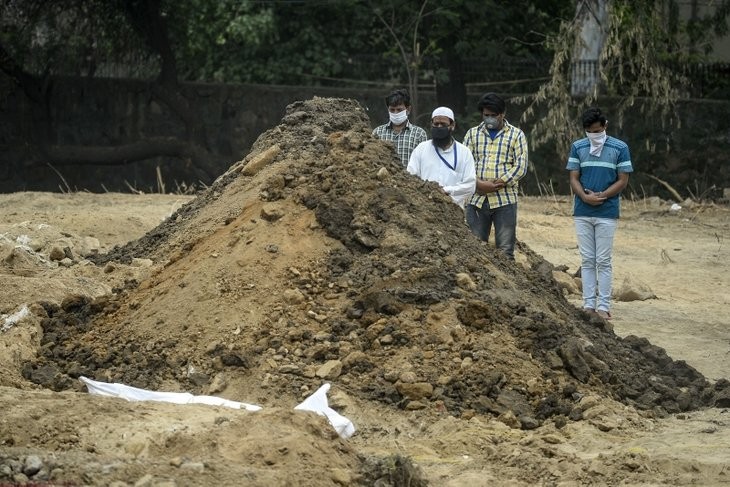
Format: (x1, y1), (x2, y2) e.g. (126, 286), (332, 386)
(569, 170), (606, 206)
(475, 178), (505, 195)
(464, 128), (505, 195)
(443, 148), (477, 204)
(499, 130), (528, 184)
(597, 172), (630, 199)
(406, 144), (421, 176)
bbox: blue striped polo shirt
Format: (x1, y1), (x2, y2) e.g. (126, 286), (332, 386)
(566, 136), (633, 218)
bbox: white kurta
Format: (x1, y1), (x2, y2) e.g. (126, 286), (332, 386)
(407, 139), (477, 207)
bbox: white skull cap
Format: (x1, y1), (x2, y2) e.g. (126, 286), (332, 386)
(431, 106), (454, 121)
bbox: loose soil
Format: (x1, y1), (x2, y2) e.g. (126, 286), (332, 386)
(1, 97), (729, 486)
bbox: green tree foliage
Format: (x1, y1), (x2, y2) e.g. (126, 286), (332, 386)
(521, 0), (730, 157)
(168, 0), (275, 82)
(0, 0), (148, 78)
(2, 0), (725, 179)
(1, 0), (571, 89)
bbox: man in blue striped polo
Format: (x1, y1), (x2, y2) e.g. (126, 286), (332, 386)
(567, 107), (633, 320)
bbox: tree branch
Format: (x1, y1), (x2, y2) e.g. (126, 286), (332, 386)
(0, 42), (49, 103)
(36, 137), (218, 180)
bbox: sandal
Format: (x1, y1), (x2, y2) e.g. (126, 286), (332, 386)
(596, 310), (612, 320)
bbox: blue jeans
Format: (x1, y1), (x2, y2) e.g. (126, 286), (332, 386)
(465, 202), (517, 260)
(575, 216), (617, 312)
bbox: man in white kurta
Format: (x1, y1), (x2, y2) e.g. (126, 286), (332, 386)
(407, 107), (476, 207)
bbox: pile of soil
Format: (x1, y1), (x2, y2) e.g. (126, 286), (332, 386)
(25, 97), (730, 419)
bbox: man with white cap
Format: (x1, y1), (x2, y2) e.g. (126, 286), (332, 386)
(406, 107), (476, 207)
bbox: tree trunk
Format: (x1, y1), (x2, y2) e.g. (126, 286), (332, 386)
(0, 43), (46, 103)
(37, 137), (218, 180)
(124, 0), (209, 148)
(571, 0), (609, 96)
(435, 46), (467, 117)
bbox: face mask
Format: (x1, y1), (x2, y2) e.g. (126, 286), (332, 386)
(585, 131), (606, 143)
(389, 109), (408, 125)
(586, 130), (607, 156)
(431, 126), (451, 141)
(483, 116), (500, 129)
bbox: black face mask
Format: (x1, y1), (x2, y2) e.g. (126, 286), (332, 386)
(431, 126), (451, 142)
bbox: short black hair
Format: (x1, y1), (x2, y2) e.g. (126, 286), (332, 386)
(385, 88), (411, 107)
(477, 92), (505, 114)
(582, 107), (607, 128)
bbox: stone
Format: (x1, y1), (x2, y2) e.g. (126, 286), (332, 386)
(552, 270), (579, 294)
(398, 371), (417, 383)
(614, 276), (656, 302)
(22, 455), (43, 476)
(260, 204), (285, 222)
(278, 364), (301, 374)
(559, 338), (591, 383)
(316, 360), (343, 379)
(48, 246), (65, 261)
(455, 272), (477, 290)
(497, 410), (521, 429)
(78, 236), (101, 256)
(519, 415), (540, 430)
(207, 373), (227, 394)
(342, 351), (369, 369)
(241, 144), (281, 176)
(330, 468), (351, 486)
(131, 258), (153, 268)
(282, 289), (306, 304)
(379, 333), (394, 345)
(395, 381), (433, 401)
(188, 371), (210, 387)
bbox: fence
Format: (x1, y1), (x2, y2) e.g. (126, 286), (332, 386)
(568, 59), (730, 99)
(18, 49), (730, 100)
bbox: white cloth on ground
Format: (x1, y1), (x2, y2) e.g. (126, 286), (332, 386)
(79, 376), (355, 439)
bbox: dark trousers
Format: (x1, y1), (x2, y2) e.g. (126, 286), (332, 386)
(465, 202), (518, 260)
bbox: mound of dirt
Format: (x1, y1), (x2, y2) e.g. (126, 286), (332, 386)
(26, 97), (730, 417)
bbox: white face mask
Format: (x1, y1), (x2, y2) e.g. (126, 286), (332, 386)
(585, 131), (607, 143)
(585, 130), (607, 156)
(389, 109), (408, 125)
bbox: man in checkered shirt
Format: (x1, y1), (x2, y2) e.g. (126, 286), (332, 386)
(464, 93), (529, 260)
(372, 88), (427, 167)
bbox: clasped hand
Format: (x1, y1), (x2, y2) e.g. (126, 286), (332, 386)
(583, 189), (606, 206)
(477, 178), (505, 195)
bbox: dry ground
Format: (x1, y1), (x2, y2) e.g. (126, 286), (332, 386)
(1, 191), (728, 486)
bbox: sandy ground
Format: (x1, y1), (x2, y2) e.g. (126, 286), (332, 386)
(1, 191), (728, 486)
(518, 195), (730, 383)
(0, 98), (728, 486)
